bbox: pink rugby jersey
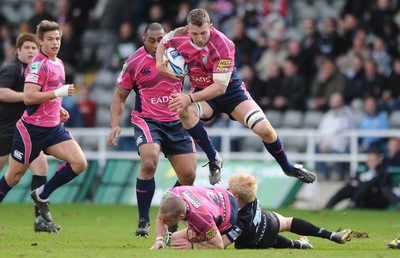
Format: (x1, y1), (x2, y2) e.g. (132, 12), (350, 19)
(22, 51), (65, 127)
(118, 46), (183, 122)
(162, 27), (235, 89)
(167, 186), (234, 241)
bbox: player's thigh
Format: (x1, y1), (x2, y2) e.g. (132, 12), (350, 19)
(29, 151), (48, 176)
(230, 99), (261, 124)
(272, 211), (292, 231)
(45, 140), (87, 172)
(231, 99), (275, 135)
(197, 101), (214, 120)
(168, 153), (197, 182)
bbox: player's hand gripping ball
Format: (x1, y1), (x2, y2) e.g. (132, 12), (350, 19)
(163, 48), (188, 76)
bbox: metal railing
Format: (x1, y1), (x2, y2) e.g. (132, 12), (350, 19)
(68, 127), (400, 178)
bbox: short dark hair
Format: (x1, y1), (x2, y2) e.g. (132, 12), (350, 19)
(16, 33), (39, 49)
(143, 22), (165, 36)
(187, 8), (210, 27)
(36, 20), (60, 40)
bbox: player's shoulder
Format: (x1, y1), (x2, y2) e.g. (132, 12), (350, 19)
(0, 59), (21, 74)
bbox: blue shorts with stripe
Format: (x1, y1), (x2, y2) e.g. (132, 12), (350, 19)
(132, 117), (195, 156)
(194, 79), (252, 121)
(11, 120), (73, 164)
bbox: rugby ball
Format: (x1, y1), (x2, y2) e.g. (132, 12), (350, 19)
(163, 48), (188, 76)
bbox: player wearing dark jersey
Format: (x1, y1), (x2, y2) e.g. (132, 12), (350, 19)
(0, 32), (61, 233)
(224, 173), (353, 249)
(156, 8), (316, 185)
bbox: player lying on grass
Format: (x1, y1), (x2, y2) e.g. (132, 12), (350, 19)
(150, 185), (238, 249)
(153, 174), (353, 249)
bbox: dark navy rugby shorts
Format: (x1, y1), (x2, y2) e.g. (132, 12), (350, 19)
(11, 120), (73, 164)
(131, 117), (195, 156)
(194, 80), (252, 121)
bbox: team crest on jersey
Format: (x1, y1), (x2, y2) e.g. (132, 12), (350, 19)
(202, 54), (207, 64)
(216, 59), (231, 72)
(205, 227), (216, 240)
(141, 67), (151, 74)
(29, 61), (41, 74)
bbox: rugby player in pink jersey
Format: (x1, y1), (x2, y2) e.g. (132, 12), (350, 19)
(156, 8), (316, 184)
(0, 32), (63, 233)
(150, 185), (238, 250)
(108, 23), (197, 238)
(0, 20), (87, 228)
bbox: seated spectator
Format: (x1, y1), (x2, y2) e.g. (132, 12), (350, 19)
(77, 86), (97, 127)
(257, 63), (283, 110)
(384, 57), (400, 112)
(28, 0), (56, 33)
(358, 96), (390, 153)
(272, 57), (306, 111)
(110, 22), (137, 71)
(325, 149), (389, 209)
(255, 35), (287, 80)
(308, 57), (347, 111)
(343, 54), (365, 106)
(315, 92), (355, 180)
(58, 21), (81, 80)
(62, 97), (84, 128)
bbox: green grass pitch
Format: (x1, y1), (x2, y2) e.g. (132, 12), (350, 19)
(1, 204), (399, 258)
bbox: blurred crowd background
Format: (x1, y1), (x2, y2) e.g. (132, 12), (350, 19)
(1, 0), (400, 184)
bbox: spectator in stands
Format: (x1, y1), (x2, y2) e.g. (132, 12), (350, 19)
(110, 22), (137, 71)
(358, 96), (390, 153)
(257, 62), (283, 111)
(340, 0), (371, 24)
(28, 0), (55, 33)
(308, 57), (347, 111)
(273, 57), (306, 111)
(93, 0), (132, 70)
(337, 13), (359, 54)
(325, 148), (389, 209)
(337, 33), (371, 74)
(371, 36), (392, 76)
(255, 34), (288, 80)
(77, 86), (97, 127)
(299, 18), (319, 85)
(317, 17), (343, 59)
(62, 96), (84, 128)
(343, 54), (365, 106)
(286, 38), (309, 84)
(238, 64), (264, 107)
(231, 17), (257, 69)
(58, 21), (81, 81)
(368, 0), (397, 37)
(360, 59), (387, 102)
(385, 57), (400, 111)
(315, 92), (355, 180)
